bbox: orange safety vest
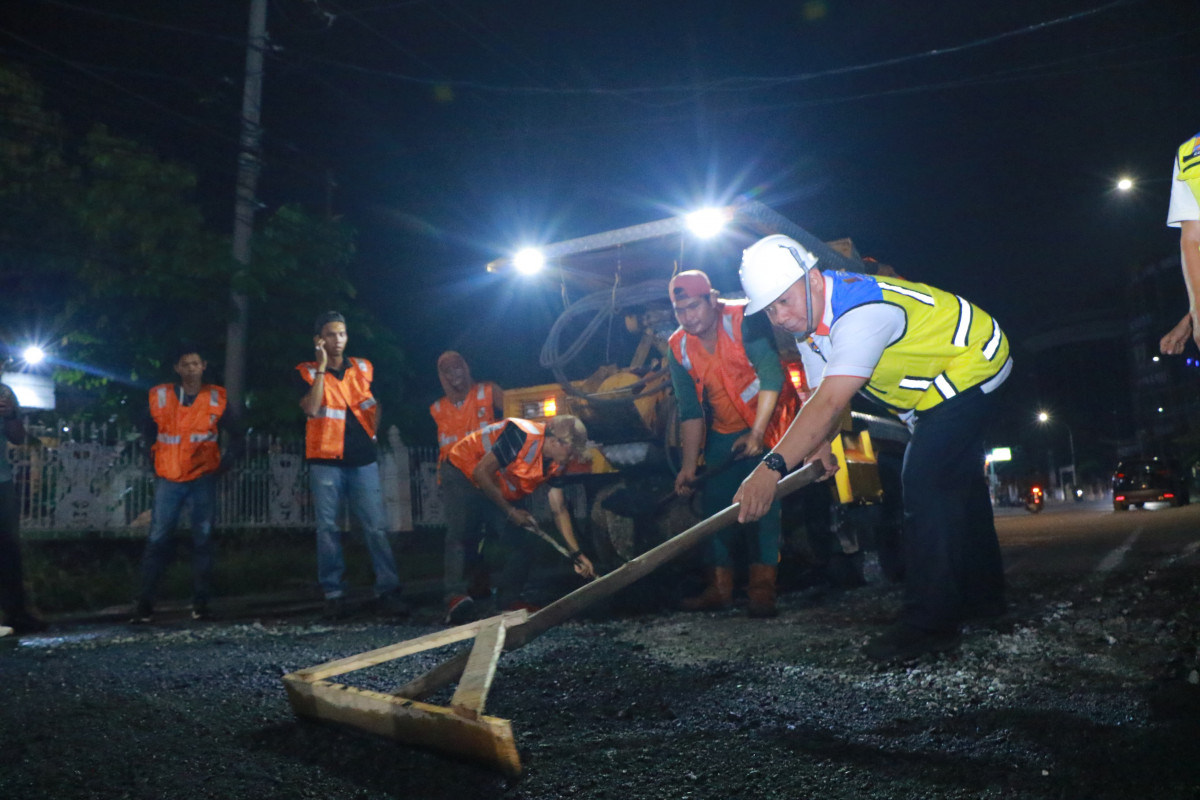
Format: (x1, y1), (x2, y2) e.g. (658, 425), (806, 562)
(429, 382), (498, 462)
(668, 301), (799, 448)
(297, 358), (379, 460)
(447, 418), (566, 502)
(150, 383), (226, 482)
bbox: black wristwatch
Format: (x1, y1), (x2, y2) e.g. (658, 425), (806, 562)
(761, 451), (789, 478)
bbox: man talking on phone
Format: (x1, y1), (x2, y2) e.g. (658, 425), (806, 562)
(297, 311), (408, 620)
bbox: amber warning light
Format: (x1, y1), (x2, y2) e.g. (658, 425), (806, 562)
(788, 366), (803, 391)
(520, 397), (558, 418)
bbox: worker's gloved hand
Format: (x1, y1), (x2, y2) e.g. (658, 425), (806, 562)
(731, 429), (765, 459)
(674, 466), (698, 497)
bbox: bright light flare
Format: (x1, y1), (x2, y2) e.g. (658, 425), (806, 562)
(684, 207), (729, 240)
(1116, 177), (1134, 192)
(513, 247), (546, 275)
(22, 346), (45, 365)
(1036, 411), (1049, 423)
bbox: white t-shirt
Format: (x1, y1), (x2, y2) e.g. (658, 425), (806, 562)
(1167, 159), (1200, 228)
(796, 274), (905, 389)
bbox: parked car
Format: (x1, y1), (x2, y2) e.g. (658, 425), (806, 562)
(1111, 458), (1190, 511)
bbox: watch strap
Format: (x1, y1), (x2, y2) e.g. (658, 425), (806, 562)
(762, 451), (788, 478)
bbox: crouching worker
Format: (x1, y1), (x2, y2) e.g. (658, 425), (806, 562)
(441, 416), (595, 625)
(667, 270), (799, 617)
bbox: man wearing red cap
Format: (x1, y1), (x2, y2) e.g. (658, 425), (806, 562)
(666, 270), (800, 617)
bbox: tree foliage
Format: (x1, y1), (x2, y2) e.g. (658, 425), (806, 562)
(0, 63), (413, 438)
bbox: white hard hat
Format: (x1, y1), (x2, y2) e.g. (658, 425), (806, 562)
(739, 234), (819, 315)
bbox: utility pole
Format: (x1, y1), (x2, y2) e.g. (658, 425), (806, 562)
(224, 0), (268, 411)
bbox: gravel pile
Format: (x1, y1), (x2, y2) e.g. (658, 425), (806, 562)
(2, 563), (1198, 799)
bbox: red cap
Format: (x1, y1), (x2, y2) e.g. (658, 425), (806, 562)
(668, 270), (713, 302)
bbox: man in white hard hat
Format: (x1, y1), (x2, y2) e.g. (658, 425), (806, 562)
(734, 234), (1012, 662)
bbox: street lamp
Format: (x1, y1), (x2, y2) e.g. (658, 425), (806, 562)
(1036, 410), (1077, 498)
(22, 345), (45, 366)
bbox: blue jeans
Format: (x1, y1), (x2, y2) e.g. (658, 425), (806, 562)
(138, 474), (216, 608)
(309, 462), (401, 599)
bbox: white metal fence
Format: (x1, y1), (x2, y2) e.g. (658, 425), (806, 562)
(7, 421), (447, 539)
(7, 420), (587, 540)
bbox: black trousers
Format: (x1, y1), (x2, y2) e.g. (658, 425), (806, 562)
(0, 480), (30, 618)
(900, 387), (1006, 633)
(440, 465), (537, 609)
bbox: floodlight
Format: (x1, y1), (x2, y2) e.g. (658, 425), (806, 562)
(684, 207), (729, 239)
(513, 247), (546, 275)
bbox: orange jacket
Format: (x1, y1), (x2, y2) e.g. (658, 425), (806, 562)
(150, 383), (226, 482)
(297, 358), (379, 460)
(430, 382), (498, 462)
(447, 418), (566, 502)
(668, 302), (799, 448)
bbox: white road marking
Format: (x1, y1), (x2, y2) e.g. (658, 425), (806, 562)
(1095, 527), (1142, 576)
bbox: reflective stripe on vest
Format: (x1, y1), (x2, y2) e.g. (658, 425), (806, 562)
(446, 417), (556, 502)
(668, 302), (800, 448)
(298, 357), (378, 459)
(149, 382), (226, 482)
(828, 272), (1010, 413)
(430, 383), (498, 462)
(1178, 134), (1200, 181)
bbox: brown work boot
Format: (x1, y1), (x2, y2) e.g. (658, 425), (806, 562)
(680, 567), (734, 611)
(746, 563), (778, 618)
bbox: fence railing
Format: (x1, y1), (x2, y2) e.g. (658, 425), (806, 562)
(7, 421), (446, 539)
(7, 420), (586, 540)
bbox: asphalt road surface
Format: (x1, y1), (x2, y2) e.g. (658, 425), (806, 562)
(2, 499), (1199, 800)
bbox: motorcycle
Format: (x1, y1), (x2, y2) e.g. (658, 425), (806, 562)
(1024, 485), (1045, 513)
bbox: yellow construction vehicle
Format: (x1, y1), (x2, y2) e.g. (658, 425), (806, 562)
(487, 199), (908, 583)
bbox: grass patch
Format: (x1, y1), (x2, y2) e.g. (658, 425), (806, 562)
(21, 527), (450, 614)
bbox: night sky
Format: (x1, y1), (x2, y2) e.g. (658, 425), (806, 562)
(3, 0), (1199, 450)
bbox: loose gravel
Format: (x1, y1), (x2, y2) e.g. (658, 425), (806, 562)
(2, 563), (1198, 799)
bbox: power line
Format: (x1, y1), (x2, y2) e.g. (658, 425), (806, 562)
(22, 0), (1146, 103)
(237, 0), (1145, 103)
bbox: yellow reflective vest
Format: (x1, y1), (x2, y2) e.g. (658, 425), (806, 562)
(817, 272), (1010, 414)
(1177, 133), (1200, 204)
